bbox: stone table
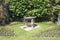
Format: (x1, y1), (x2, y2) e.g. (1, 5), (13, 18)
(24, 16), (36, 27)
(20, 16), (39, 31)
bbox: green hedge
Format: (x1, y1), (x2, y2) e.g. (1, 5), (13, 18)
(7, 0), (60, 21)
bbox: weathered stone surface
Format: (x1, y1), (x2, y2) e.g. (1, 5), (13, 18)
(24, 16), (36, 27)
(20, 16), (39, 31)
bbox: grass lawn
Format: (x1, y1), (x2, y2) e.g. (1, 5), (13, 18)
(0, 21), (60, 40)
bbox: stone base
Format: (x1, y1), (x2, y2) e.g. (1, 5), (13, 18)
(20, 25), (39, 31)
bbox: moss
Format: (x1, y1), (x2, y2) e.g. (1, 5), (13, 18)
(0, 16), (5, 20)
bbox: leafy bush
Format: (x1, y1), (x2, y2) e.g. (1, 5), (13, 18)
(6, 0), (60, 21)
(8, 0), (51, 20)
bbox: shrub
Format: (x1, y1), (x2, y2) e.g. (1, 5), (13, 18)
(6, 0), (60, 22)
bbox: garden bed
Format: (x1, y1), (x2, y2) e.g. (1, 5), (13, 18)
(0, 27), (16, 36)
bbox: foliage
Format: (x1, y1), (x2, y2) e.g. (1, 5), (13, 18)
(0, 0), (2, 2)
(0, 9), (5, 20)
(0, 16), (5, 20)
(0, 9), (6, 20)
(0, 9), (2, 13)
(6, 0), (60, 21)
(7, 0), (50, 20)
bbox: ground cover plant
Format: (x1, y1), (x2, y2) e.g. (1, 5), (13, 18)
(0, 22), (60, 40)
